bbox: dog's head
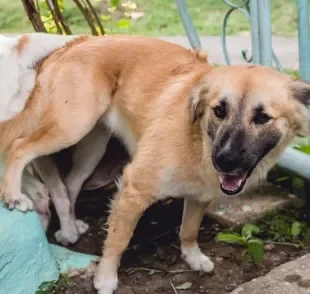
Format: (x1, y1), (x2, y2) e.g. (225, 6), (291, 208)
(190, 64), (309, 195)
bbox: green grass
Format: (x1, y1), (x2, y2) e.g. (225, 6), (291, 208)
(0, 0), (299, 36)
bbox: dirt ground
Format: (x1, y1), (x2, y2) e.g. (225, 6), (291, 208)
(47, 187), (309, 294)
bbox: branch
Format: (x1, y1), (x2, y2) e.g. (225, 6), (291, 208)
(72, 0), (99, 35)
(45, 0), (63, 34)
(21, 0), (47, 32)
(85, 0), (105, 35)
(52, 0), (72, 35)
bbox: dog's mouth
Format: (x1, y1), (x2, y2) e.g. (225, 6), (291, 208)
(219, 172), (248, 195)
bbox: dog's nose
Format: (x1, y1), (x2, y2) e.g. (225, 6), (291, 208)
(215, 148), (240, 173)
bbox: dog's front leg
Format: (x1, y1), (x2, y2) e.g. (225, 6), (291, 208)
(94, 166), (156, 294)
(180, 199), (214, 272)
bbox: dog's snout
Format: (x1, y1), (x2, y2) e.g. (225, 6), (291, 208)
(215, 148), (241, 173)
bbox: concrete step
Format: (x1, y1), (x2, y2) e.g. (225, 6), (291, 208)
(230, 253), (310, 294)
(205, 183), (300, 227)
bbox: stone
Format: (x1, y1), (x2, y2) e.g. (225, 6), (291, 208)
(230, 254), (310, 294)
(205, 183), (301, 227)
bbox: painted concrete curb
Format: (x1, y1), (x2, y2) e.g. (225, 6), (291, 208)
(50, 244), (99, 274)
(0, 203), (100, 294)
(0, 204), (59, 294)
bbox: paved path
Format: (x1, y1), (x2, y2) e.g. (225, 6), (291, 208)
(2, 33), (299, 69)
(159, 35), (299, 70)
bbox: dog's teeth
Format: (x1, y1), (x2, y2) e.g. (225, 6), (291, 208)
(238, 179), (242, 187)
(219, 175), (224, 184)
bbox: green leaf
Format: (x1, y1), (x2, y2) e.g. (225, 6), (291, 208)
(175, 282), (192, 290)
(101, 14), (112, 21)
(297, 145), (310, 155)
(291, 221), (302, 237)
(275, 176), (290, 182)
(36, 280), (56, 293)
(241, 224), (260, 239)
(110, 0), (120, 7)
(247, 238), (264, 265)
(292, 177), (304, 189)
(216, 233), (246, 246)
(107, 6), (117, 14)
(116, 18), (131, 28)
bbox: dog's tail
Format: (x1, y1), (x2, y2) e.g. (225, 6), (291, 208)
(0, 92), (41, 153)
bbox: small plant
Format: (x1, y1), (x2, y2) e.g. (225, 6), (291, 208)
(22, 0), (138, 35)
(36, 274), (69, 294)
(257, 209), (310, 243)
(216, 224), (264, 265)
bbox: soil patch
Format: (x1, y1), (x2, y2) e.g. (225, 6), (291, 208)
(47, 188), (309, 294)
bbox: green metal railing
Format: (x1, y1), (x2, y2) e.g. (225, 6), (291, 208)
(176, 0), (310, 180)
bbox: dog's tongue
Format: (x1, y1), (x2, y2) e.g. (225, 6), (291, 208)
(220, 173), (247, 191)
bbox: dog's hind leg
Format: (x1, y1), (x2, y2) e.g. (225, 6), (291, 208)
(64, 124), (111, 233)
(33, 156), (81, 245)
(0, 102), (106, 212)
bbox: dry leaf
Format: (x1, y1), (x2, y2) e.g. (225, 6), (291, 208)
(175, 282), (192, 290)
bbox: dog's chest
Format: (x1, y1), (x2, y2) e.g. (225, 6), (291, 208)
(156, 167), (220, 202)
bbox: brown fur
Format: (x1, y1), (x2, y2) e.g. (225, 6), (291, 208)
(0, 35), (308, 293)
(15, 35), (29, 55)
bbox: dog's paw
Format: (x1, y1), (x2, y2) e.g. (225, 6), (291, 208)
(76, 219), (89, 235)
(181, 244), (214, 273)
(0, 184), (34, 212)
(94, 274), (118, 294)
(55, 229), (79, 246)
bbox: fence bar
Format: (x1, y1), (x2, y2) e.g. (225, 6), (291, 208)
(257, 0), (272, 66)
(297, 0), (310, 82)
(175, 0), (201, 49)
(278, 147), (310, 180)
(249, 0), (260, 64)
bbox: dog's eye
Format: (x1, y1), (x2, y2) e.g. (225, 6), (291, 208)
(213, 104), (226, 119)
(253, 112), (271, 124)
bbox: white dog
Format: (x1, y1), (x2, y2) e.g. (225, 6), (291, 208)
(0, 33), (108, 245)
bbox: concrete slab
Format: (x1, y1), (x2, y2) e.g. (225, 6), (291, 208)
(50, 244), (99, 274)
(205, 183), (300, 227)
(230, 253), (310, 294)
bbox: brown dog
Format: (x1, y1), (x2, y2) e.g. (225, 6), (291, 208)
(0, 35), (308, 294)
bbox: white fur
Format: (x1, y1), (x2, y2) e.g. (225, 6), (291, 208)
(104, 105), (137, 156)
(181, 244), (214, 272)
(94, 257), (119, 294)
(0, 33), (79, 121)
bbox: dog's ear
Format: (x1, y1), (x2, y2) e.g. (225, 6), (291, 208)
(290, 79), (310, 136)
(188, 84), (207, 124)
(291, 79), (310, 106)
(189, 49), (209, 64)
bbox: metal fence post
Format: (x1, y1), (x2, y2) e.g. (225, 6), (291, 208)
(297, 0), (310, 82)
(257, 0), (272, 67)
(249, 0), (260, 64)
(175, 0), (201, 49)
